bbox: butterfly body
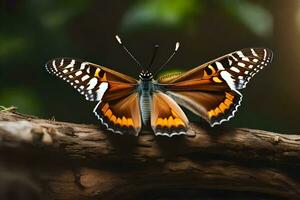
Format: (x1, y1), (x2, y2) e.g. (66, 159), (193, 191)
(138, 71), (155, 125)
(46, 46), (273, 137)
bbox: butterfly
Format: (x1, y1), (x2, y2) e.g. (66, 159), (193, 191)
(45, 35), (273, 137)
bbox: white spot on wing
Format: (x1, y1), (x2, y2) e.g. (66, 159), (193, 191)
(215, 61), (224, 70)
(75, 71), (82, 76)
(65, 60), (75, 68)
(80, 62), (88, 70)
(96, 82), (109, 100)
(237, 51), (245, 58)
(230, 55), (238, 61)
(81, 75), (90, 81)
(52, 60), (57, 71)
(251, 48), (258, 57)
(238, 62), (246, 67)
(242, 57), (250, 62)
(230, 67), (240, 73)
(220, 71), (235, 90)
(86, 77), (98, 90)
(263, 49), (267, 60)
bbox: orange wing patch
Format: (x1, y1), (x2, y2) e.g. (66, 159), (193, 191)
(101, 102), (136, 128)
(155, 115), (185, 128)
(165, 90), (242, 127)
(207, 92), (234, 118)
(203, 65), (217, 79)
(93, 93), (142, 135)
(151, 92), (189, 136)
(94, 68), (107, 81)
(212, 76), (223, 83)
(203, 64), (225, 84)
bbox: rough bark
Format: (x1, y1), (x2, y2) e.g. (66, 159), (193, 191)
(0, 110), (299, 199)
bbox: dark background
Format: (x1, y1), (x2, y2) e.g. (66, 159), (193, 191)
(0, 0), (299, 133)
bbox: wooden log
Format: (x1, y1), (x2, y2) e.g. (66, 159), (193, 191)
(0, 110), (299, 199)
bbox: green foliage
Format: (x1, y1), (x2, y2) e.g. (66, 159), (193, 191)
(30, 0), (93, 30)
(0, 35), (30, 60)
(0, 88), (42, 115)
(122, 0), (201, 31)
(223, 0), (273, 37)
(0, 106), (17, 112)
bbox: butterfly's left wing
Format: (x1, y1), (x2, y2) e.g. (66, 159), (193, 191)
(156, 48), (273, 126)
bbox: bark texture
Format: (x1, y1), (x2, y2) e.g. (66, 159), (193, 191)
(0, 110), (299, 199)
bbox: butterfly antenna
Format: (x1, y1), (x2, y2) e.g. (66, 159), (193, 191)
(115, 35), (143, 69)
(154, 42), (180, 75)
(148, 44), (159, 70)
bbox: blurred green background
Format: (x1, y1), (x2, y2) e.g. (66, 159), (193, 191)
(0, 0), (299, 133)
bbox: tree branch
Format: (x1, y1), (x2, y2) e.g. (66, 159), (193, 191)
(0, 111), (299, 199)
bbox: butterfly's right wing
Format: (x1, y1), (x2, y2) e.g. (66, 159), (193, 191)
(93, 92), (142, 135)
(46, 58), (142, 135)
(45, 58), (138, 101)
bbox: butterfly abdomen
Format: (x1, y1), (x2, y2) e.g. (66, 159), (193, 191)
(140, 92), (152, 125)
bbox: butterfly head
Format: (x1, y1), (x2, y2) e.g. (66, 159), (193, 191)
(139, 70), (153, 80)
